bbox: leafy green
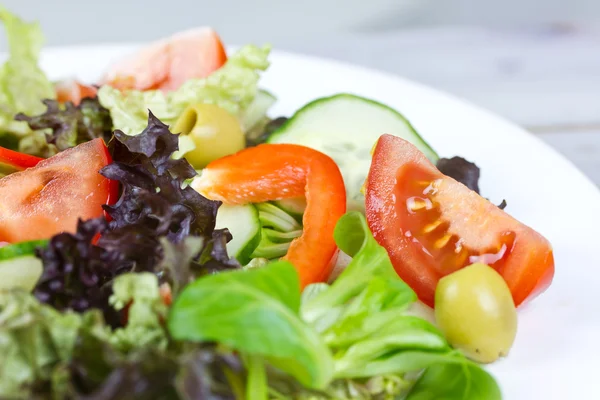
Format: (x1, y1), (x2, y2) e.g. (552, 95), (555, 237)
(244, 354), (268, 400)
(301, 211), (413, 331)
(251, 202), (303, 260)
(406, 362), (502, 400)
(16, 97), (112, 151)
(0, 290), (81, 398)
(168, 260), (334, 389)
(97, 44), (271, 136)
(0, 6), (55, 155)
(107, 273), (168, 353)
(0, 274), (241, 399)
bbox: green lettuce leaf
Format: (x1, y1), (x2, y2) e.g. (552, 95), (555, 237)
(107, 273), (169, 353)
(301, 211), (413, 330)
(0, 290), (82, 398)
(406, 361), (502, 400)
(97, 44), (271, 138)
(0, 7), (55, 154)
(168, 260), (334, 389)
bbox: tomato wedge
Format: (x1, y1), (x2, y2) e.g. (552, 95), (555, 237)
(102, 27), (227, 92)
(55, 79), (98, 105)
(0, 139), (118, 242)
(365, 134), (554, 307)
(194, 144), (346, 287)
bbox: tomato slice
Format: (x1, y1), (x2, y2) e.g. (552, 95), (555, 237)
(55, 79), (98, 105)
(0, 139), (117, 242)
(102, 27), (227, 92)
(365, 134), (554, 307)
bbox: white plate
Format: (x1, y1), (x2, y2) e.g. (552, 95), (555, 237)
(38, 44), (600, 399)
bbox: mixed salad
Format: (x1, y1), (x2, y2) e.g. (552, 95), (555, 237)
(0, 7), (555, 400)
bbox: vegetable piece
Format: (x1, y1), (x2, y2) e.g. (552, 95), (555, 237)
(250, 202), (303, 260)
(172, 103), (245, 168)
(267, 94), (438, 210)
(0, 7), (55, 145)
(108, 273), (169, 352)
(246, 116), (289, 147)
(244, 354), (268, 400)
(365, 134), (554, 307)
(0, 239), (47, 260)
(241, 89), (277, 132)
(215, 203), (261, 264)
(0, 138), (117, 242)
(168, 261), (335, 389)
(301, 211), (406, 328)
(0, 145), (42, 176)
(55, 79), (98, 105)
(435, 263), (517, 363)
(192, 143), (346, 287)
(16, 97), (112, 152)
(0, 290), (83, 398)
(102, 113), (220, 242)
(406, 362), (502, 400)
(34, 217), (119, 316)
(0, 255), (43, 291)
(273, 197), (306, 219)
(436, 156), (480, 193)
(97, 44), (270, 136)
(102, 27), (227, 92)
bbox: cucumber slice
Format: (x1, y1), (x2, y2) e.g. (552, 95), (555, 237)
(241, 89), (277, 132)
(0, 255), (43, 291)
(272, 198), (306, 219)
(0, 239), (48, 261)
(216, 204), (261, 265)
(267, 93), (438, 211)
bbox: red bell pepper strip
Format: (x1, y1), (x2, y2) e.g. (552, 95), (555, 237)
(194, 144), (347, 288)
(0, 146), (43, 170)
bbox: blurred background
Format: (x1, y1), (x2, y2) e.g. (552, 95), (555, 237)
(1, 0), (599, 184)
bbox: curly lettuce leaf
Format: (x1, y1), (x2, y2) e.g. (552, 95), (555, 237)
(0, 290), (82, 398)
(0, 7), (55, 152)
(97, 44), (271, 137)
(108, 273), (169, 353)
(16, 97), (112, 151)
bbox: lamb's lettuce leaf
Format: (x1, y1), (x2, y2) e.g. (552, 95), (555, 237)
(168, 260), (334, 390)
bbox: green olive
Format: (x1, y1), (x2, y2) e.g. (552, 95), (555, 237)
(435, 263), (517, 363)
(173, 103), (245, 168)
